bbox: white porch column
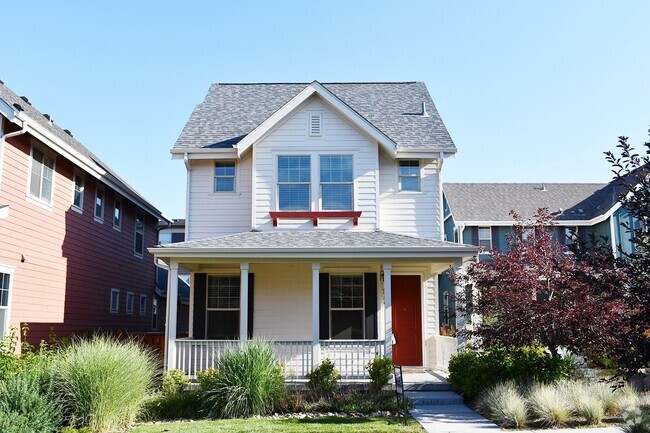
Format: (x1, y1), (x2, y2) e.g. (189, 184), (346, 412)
(312, 263), (321, 368)
(165, 261), (179, 370)
(453, 261), (467, 351)
(240, 262), (249, 342)
(383, 262), (392, 359)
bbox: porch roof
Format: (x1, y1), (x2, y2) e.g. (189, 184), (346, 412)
(150, 230), (478, 261)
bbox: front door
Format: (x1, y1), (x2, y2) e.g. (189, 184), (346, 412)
(391, 275), (422, 366)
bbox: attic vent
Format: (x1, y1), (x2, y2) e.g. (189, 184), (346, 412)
(421, 101), (429, 117)
(63, 129), (73, 137)
(44, 114), (53, 125)
(309, 113), (322, 136)
(20, 96), (31, 105)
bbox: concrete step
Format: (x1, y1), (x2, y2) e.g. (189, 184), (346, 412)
(407, 391), (464, 406)
(404, 381), (454, 392)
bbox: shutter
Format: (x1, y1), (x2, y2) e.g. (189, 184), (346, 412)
(319, 273), (330, 340)
(471, 227), (479, 246)
(364, 273), (378, 339)
(491, 227), (500, 251)
(247, 273), (254, 339)
(193, 273), (207, 339)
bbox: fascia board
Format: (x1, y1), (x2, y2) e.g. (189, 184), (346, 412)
(396, 149), (457, 159)
(455, 207), (622, 227)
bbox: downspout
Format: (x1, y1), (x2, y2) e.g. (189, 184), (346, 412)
(0, 119), (29, 216)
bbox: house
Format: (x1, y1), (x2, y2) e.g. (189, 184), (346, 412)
(151, 81), (478, 378)
(0, 80), (166, 345)
(439, 182), (635, 330)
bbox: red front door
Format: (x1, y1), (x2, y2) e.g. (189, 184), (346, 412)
(391, 275), (423, 366)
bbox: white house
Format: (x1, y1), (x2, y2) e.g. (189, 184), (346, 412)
(151, 81), (477, 379)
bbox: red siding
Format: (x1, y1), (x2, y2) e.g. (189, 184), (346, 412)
(0, 123), (159, 345)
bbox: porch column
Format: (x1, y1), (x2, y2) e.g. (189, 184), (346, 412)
(312, 262), (321, 368)
(383, 262), (392, 359)
(453, 261), (466, 351)
(240, 262), (249, 342)
(165, 261), (179, 370)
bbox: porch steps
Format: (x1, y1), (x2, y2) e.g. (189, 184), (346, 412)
(402, 371), (463, 407)
(406, 391), (464, 406)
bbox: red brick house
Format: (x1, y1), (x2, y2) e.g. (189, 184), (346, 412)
(0, 81), (166, 345)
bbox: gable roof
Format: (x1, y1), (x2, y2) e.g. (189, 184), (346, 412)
(173, 81), (455, 153)
(444, 183), (620, 224)
(0, 81), (165, 220)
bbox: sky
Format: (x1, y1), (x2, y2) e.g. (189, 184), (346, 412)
(2, 1), (649, 218)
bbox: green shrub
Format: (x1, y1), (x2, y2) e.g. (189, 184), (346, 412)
(306, 358), (341, 399)
(140, 391), (202, 420)
(196, 368), (219, 392)
(448, 346), (573, 398)
(202, 340), (285, 418)
(527, 383), (572, 427)
(0, 370), (62, 433)
(53, 335), (158, 432)
(161, 369), (190, 397)
(476, 382), (527, 428)
(367, 356), (393, 394)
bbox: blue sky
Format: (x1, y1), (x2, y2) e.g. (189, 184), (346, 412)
(3, 1), (649, 218)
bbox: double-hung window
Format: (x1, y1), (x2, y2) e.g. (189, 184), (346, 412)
(214, 161), (235, 192)
(110, 289), (120, 313)
(478, 227), (492, 250)
(320, 155), (353, 210)
(399, 160), (420, 191)
(139, 294), (147, 315)
(330, 275), (364, 339)
(29, 148), (55, 203)
(94, 186), (104, 221)
(72, 172), (84, 211)
(277, 156), (310, 210)
(564, 227), (577, 245)
(134, 211), (145, 256)
(113, 196), (122, 228)
(126, 292), (134, 314)
(206, 275), (240, 339)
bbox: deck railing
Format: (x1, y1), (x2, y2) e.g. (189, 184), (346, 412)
(174, 339), (384, 379)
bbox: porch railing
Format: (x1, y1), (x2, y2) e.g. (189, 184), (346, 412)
(174, 339), (384, 379)
(435, 336), (458, 370)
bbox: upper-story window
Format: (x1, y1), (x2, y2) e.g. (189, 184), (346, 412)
(399, 160), (420, 191)
(320, 155), (353, 211)
(214, 161), (235, 192)
(478, 226), (492, 250)
(29, 147), (55, 204)
(134, 211), (145, 257)
(72, 172), (84, 211)
(94, 186), (105, 221)
(113, 195), (122, 228)
(277, 155), (310, 210)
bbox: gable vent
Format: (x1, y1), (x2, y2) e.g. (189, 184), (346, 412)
(309, 113), (322, 137)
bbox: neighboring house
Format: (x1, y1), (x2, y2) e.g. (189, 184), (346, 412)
(151, 81), (478, 378)
(439, 182), (635, 330)
(0, 81), (165, 345)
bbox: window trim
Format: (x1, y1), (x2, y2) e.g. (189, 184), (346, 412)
(113, 195), (122, 229)
(205, 274), (241, 340)
(71, 170), (84, 213)
(110, 288), (120, 313)
(139, 294), (147, 315)
(0, 264), (15, 340)
(319, 155), (354, 211)
(134, 210), (145, 258)
(151, 298), (158, 330)
(26, 143), (56, 208)
(94, 184), (105, 222)
(398, 160), (421, 192)
(126, 291), (134, 315)
(277, 155), (311, 211)
(329, 274), (365, 340)
(478, 226), (492, 251)
(214, 161), (236, 193)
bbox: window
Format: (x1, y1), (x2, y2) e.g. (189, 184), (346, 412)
(140, 294), (147, 315)
(72, 172), (84, 211)
(277, 155), (310, 210)
(214, 161), (235, 192)
(113, 196), (122, 228)
(564, 227), (577, 245)
(151, 298), (158, 330)
(320, 155), (353, 210)
(443, 291), (451, 326)
(94, 186), (104, 220)
(134, 211), (144, 256)
(206, 275), (240, 339)
(330, 275), (364, 339)
(110, 289), (119, 313)
(478, 227), (492, 250)
(29, 148), (55, 203)
(0, 269), (12, 340)
(126, 292), (134, 314)
(399, 160), (420, 191)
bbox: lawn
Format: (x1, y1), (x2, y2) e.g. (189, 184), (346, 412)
(131, 417), (424, 433)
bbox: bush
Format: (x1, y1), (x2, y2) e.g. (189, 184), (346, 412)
(202, 340), (285, 418)
(476, 382), (527, 428)
(448, 346), (574, 398)
(196, 368), (219, 392)
(527, 383), (572, 427)
(140, 391), (202, 420)
(53, 335), (158, 432)
(367, 356), (393, 394)
(306, 358), (341, 399)
(161, 369), (190, 397)
(0, 370), (62, 433)
(558, 381), (604, 424)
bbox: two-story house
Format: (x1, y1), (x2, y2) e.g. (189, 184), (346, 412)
(151, 81), (477, 378)
(0, 81), (165, 345)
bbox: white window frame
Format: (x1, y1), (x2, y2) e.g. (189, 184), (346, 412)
(0, 264), (15, 340)
(110, 288), (120, 313)
(564, 226), (578, 245)
(319, 155), (354, 211)
(126, 291), (134, 315)
(27, 143), (56, 208)
(442, 291), (451, 327)
(398, 160), (421, 192)
(329, 274), (365, 340)
(113, 195), (122, 229)
(214, 161), (236, 193)
(276, 155), (311, 211)
(478, 226), (492, 251)
(134, 210), (145, 258)
(71, 170), (84, 213)
(94, 185), (105, 222)
(139, 294), (147, 315)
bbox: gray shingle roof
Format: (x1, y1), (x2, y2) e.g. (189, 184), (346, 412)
(0, 82), (163, 218)
(174, 82), (454, 150)
(161, 230), (469, 250)
(444, 183), (619, 222)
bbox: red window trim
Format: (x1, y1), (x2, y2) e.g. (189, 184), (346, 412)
(269, 211), (362, 227)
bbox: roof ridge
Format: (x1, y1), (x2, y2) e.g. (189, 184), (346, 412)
(213, 81), (420, 86)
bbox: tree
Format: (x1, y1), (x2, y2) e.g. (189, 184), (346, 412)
(450, 209), (627, 358)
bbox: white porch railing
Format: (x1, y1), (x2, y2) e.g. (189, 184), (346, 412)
(435, 336), (458, 370)
(174, 339), (384, 379)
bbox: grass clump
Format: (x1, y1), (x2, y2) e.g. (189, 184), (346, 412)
(202, 340), (285, 418)
(53, 335), (157, 432)
(476, 381), (527, 428)
(527, 383), (572, 427)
